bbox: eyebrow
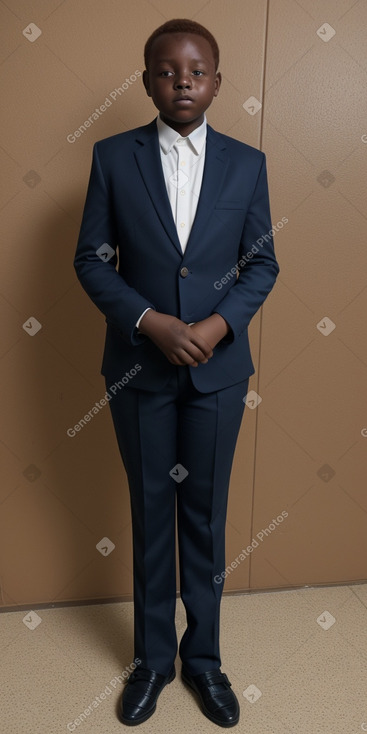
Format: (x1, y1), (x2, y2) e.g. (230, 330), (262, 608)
(155, 57), (209, 64)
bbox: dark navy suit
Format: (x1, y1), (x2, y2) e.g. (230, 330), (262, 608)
(74, 119), (279, 675)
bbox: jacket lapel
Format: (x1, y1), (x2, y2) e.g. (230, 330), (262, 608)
(183, 125), (228, 258)
(134, 120), (182, 255)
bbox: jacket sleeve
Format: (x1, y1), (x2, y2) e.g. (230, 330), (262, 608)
(214, 154), (280, 339)
(73, 142), (155, 345)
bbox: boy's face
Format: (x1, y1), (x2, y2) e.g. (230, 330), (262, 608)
(143, 32), (221, 136)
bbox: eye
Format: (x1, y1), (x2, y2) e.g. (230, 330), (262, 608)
(159, 70), (173, 77)
(192, 70), (205, 76)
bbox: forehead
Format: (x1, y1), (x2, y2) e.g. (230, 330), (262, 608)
(149, 32), (215, 66)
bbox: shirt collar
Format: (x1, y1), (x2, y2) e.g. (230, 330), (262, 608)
(156, 113), (207, 155)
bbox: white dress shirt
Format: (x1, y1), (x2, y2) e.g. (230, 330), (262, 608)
(136, 113), (207, 328)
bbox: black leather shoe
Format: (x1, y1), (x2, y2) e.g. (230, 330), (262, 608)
(181, 667), (240, 727)
(118, 666), (175, 725)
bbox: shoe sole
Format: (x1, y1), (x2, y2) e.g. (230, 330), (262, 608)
(181, 670), (239, 728)
(118, 667), (176, 726)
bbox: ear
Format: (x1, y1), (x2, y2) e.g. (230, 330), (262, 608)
(213, 71), (222, 98)
(142, 70), (151, 97)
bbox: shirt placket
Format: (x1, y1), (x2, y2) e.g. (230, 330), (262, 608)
(174, 138), (190, 252)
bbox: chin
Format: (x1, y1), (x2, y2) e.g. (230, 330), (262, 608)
(169, 109), (201, 120)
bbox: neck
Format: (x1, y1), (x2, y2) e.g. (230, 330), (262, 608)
(159, 114), (205, 137)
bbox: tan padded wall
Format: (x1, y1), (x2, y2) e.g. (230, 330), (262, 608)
(0, 0), (366, 608)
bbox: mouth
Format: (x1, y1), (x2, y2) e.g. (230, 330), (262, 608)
(173, 96), (194, 103)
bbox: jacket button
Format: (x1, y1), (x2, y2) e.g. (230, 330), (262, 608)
(180, 267), (189, 278)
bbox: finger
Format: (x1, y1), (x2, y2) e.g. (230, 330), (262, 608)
(170, 347), (207, 367)
(181, 342), (211, 363)
(186, 333), (213, 359)
(169, 356), (200, 367)
(185, 329), (213, 359)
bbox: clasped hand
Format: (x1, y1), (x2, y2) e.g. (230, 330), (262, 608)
(138, 311), (230, 367)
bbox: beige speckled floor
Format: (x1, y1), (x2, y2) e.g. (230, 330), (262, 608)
(1, 584), (367, 733)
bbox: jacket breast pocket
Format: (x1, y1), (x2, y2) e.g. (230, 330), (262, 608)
(214, 201), (245, 210)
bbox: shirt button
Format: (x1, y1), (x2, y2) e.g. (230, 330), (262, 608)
(180, 267), (189, 278)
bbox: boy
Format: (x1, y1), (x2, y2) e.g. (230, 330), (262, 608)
(74, 18), (279, 728)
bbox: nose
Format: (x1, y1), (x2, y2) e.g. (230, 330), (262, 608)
(174, 73), (192, 89)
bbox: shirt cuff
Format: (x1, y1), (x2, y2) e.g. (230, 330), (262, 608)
(136, 307), (151, 330)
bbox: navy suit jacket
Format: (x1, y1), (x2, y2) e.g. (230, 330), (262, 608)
(74, 119), (280, 392)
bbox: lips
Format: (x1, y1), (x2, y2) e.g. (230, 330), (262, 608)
(173, 96), (194, 102)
